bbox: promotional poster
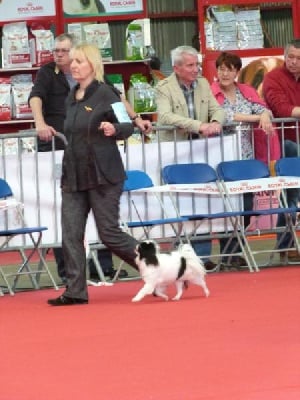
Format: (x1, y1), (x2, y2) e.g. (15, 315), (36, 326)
(63, 0), (144, 17)
(0, 0), (56, 21)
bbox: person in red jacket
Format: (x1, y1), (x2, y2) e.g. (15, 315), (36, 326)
(263, 38), (300, 262)
(211, 51), (280, 268)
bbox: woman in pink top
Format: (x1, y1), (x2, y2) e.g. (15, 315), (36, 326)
(211, 52), (280, 268)
(211, 52), (280, 164)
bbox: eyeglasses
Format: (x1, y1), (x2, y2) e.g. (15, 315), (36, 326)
(53, 48), (70, 54)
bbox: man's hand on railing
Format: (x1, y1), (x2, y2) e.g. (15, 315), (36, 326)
(199, 121), (222, 137)
(35, 123), (57, 142)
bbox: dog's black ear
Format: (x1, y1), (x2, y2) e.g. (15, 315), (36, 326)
(145, 254), (159, 266)
(139, 242), (159, 266)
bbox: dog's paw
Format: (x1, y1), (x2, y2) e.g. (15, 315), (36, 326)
(172, 295), (181, 301)
(204, 288), (210, 297)
(155, 292), (169, 300)
(131, 296), (141, 302)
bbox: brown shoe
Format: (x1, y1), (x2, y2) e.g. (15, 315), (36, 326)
(280, 250), (300, 262)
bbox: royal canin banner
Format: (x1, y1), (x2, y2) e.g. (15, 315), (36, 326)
(63, 0), (144, 17)
(0, 0), (56, 21)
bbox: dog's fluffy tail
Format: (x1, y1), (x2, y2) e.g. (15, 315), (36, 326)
(178, 244), (206, 275)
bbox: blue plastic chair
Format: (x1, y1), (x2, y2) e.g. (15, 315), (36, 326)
(122, 170), (188, 239)
(163, 163), (218, 184)
(111, 170), (189, 281)
(217, 159), (270, 181)
(161, 163), (257, 272)
(275, 156), (300, 177)
(0, 178), (58, 295)
(217, 158), (300, 267)
(217, 159), (299, 221)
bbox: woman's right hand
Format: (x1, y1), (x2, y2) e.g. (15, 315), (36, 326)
(100, 121), (116, 136)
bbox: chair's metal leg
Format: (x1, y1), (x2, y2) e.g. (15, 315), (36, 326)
(11, 232), (59, 292)
(230, 219), (258, 272)
(12, 248), (40, 291)
(264, 212), (300, 267)
(0, 238), (16, 295)
(36, 248), (59, 290)
(0, 268), (15, 295)
(35, 247), (49, 283)
(111, 260), (125, 282)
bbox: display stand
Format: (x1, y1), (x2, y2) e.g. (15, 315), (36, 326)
(0, 0), (152, 134)
(197, 0), (300, 82)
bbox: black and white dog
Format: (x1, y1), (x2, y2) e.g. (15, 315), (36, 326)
(63, 0), (106, 15)
(133, 240), (210, 302)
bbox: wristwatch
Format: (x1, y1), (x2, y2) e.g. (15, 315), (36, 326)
(131, 114), (141, 121)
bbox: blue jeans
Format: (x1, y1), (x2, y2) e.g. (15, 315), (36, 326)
(277, 140), (300, 249)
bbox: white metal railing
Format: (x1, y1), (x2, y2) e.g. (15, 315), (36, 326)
(0, 118), (299, 249)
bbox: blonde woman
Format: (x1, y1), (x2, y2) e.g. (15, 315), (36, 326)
(48, 43), (138, 306)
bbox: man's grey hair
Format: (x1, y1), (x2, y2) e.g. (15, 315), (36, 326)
(55, 33), (76, 46)
(171, 45), (199, 66)
(284, 38), (300, 57)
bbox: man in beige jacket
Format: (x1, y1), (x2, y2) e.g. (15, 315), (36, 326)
(156, 45), (225, 141)
(155, 46), (225, 269)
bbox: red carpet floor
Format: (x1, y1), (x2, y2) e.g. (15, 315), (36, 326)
(1, 267), (299, 400)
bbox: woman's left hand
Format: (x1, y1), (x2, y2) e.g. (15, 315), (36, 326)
(99, 121), (116, 136)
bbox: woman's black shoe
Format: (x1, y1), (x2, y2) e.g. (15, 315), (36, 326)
(47, 295), (88, 306)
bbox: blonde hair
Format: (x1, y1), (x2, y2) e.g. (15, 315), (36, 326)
(70, 42), (104, 82)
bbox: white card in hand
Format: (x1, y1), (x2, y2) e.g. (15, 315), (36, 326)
(111, 102), (132, 123)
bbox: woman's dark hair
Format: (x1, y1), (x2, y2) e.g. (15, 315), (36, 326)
(215, 52), (242, 71)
